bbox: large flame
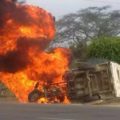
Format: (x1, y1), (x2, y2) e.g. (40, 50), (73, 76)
(0, 0), (71, 103)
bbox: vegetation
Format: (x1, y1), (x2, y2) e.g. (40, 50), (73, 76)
(53, 6), (120, 62)
(55, 6), (120, 44)
(0, 82), (15, 97)
(87, 37), (120, 63)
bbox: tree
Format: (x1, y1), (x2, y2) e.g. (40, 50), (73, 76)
(55, 6), (120, 45)
(52, 6), (120, 61)
(87, 37), (120, 63)
(69, 41), (87, 60)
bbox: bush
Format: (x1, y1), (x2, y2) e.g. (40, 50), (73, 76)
(87, 37), (120, 63)
(0, 82), (15, 97)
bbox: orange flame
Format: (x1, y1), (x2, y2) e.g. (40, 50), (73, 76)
(0, 1), (71, 103)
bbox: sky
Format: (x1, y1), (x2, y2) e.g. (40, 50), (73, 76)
(25, 0), (120, 19)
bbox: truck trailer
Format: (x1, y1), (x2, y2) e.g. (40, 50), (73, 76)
(65, 61), (120, 102)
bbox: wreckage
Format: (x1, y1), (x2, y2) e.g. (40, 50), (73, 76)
(28, 82), (66, 103)
(64, 61), (120, 102)
(28, 61), (120, 103)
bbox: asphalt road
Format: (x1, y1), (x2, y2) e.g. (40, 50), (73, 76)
(0, 103), (120, 120)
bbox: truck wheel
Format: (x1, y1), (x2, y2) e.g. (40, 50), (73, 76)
(28, 89), (42, 102)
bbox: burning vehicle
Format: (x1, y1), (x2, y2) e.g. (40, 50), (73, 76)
(0, 0), (71, 103)
(28, 82), (66, 103)
(64, 62), (120, 103)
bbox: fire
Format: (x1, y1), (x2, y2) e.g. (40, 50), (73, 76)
(0, 0), (71, 103)
(38, 97), (48, 104)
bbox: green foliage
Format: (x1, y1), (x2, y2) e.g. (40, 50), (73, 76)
(87, 37), (120, 63)
(0, 82), (15, 97)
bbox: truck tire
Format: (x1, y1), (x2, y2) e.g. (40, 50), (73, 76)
(28, 89), (43, 102)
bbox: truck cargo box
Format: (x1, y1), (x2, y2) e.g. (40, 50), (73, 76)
(65, 61), (120, 102)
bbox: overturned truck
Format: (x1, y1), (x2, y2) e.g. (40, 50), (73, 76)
(65, 61), (120, 102)
(28, 61), (120, 103)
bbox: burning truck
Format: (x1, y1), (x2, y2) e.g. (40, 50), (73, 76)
(28, 81), (67, 103)
(0, 0), (71, 103)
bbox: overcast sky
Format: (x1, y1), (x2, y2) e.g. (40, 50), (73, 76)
(26, 0), (120, 19)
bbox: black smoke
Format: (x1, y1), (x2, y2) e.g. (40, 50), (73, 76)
(0, 50), (29, 73)
(0, 0), (34, 28)
(0, 0), (53, 73)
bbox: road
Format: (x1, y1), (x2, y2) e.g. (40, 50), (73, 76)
(0, 103), (120, 120)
